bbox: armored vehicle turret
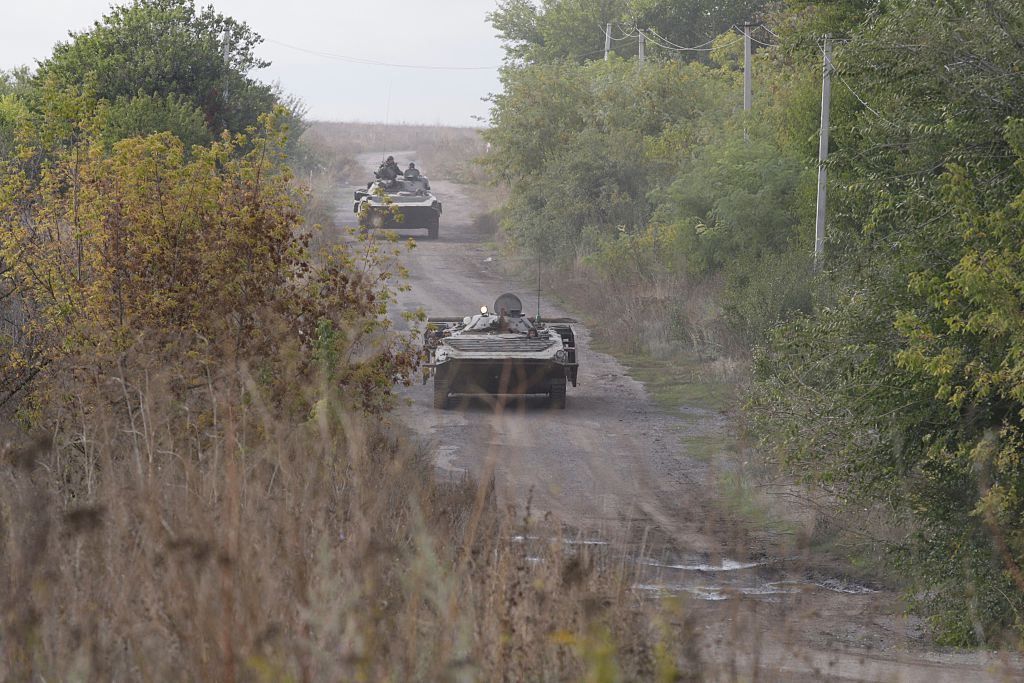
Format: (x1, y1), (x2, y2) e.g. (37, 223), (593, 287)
(424, 293), (579, 409)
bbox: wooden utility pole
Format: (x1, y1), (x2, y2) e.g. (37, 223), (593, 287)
(638, 30), (645, 66)
(814, 35), (833, 268)
(743, 23), (752, 111)
(605, 23), (612, 60)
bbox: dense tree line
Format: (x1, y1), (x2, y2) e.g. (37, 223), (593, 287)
(485, 0), (1024, 645)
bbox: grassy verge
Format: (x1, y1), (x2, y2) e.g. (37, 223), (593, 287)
(600, 348), (735, 414)
(590, 331), (807, 542)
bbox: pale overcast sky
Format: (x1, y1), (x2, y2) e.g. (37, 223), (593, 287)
(1, 0), (505, 127)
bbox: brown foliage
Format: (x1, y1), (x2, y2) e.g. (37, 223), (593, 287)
(0, 111), (419, 417)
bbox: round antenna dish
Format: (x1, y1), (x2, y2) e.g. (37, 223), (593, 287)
(493, 293), (523, 316)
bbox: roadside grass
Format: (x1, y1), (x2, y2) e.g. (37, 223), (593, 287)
(593, 333), (894, 577)
(0, 356), (712, 681)
(601, 348), (735, 414)
(589, 333), (808, 544)
(716, 469), (804, 539)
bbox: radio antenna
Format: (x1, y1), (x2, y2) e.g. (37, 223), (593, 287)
(382, 82), (393, 163)
(536, 251), (542, 322)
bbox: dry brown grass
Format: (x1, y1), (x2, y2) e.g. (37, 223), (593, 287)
(0, 348), (706, 681)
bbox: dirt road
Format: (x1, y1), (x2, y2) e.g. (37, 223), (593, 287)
(344, 159), (1023, 681)
(387, 180), (727, 548)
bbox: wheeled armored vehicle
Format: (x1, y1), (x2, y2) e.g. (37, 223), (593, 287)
(424, 293), (579, 409)
(354, 175), (442, 239)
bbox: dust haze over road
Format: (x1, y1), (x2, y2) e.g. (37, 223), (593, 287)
(342, 152), (1023, 681)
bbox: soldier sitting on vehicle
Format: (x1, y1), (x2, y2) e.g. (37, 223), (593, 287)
(376, 155), (403, 181)
(404, 162), (421, 179)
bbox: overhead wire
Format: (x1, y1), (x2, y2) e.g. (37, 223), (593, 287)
(264, 38), (499, 71)
(606, 20), (901, 136)
(639, 28), (745, 53)
(644, 26), (718, 51)
(741, 26), (895, 126)
(268, 21), (815, 71)
(598, 22), (638, 40)
(813, 39), (893, 124)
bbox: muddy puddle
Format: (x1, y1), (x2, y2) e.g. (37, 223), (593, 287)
(510, 532), (877, 605)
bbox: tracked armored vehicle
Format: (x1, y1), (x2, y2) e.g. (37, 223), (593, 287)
(424, 293), (579, 409)
(354, 175), (442, 239)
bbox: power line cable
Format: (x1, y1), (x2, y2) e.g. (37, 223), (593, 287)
(578, 46), (611, 60)
(264, 38), (499, 71)
(597, 22), (636, 40)
(640, 28), (745, 53)
(600, 22), (638, 40)
(645, 26), (719, 51)
(813, 40), (892, 124)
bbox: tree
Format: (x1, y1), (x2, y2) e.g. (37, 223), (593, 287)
(97, 92), (211, 150)
(490, 0), (628, 64)
(36, 0), (277, 136)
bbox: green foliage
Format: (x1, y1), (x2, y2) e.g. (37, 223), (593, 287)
(35, 0), (277, 136)
(485, 22), (816, 351)
(0, 94), (30, 159)
(892, 121), (1024, 643)
(485, 56), (743, 254)
(655, 125), (806, 273)
(490, 0), (628, 63)
(0, 67), (35, 98)
(97, 92), (211, 150)
(722, 248), (813, 344)
(628, 0), (767, 54)
(751, 0), (1024, 646)
(0, 69), (34, 160)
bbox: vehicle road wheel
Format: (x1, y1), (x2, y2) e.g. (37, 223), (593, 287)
(549, 379), (567, 409)
(433, 378), (450, 409)
(427, 217), (439, 240)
